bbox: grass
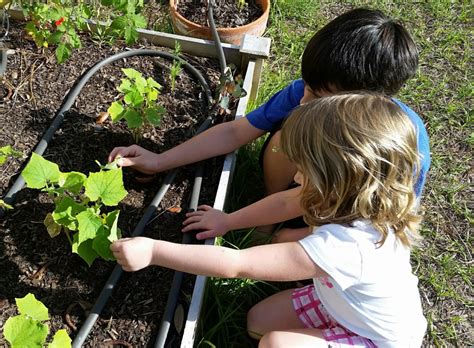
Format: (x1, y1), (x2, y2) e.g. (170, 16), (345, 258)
(197, 1), (473, 347)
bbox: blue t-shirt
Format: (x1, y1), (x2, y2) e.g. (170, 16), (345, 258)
(246, 79), (431, 196)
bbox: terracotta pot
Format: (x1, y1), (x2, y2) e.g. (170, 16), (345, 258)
(169, 0), (270, 45)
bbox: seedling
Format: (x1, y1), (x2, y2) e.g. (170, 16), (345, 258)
(216, 64), (247, 115)
(236, 0), (247, 10)
(22, 153), (127, 266)
(3, 293), (71, 348)
(0, 145), (23, 210)
(0, 145), (23, 165)
(108, 68), (166, 141)
(169, 41), (183, 92)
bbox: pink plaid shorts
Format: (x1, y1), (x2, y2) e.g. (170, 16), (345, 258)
(292, 284), (376, 347)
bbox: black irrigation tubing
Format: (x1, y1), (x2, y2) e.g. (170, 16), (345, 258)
(207, 0), (227, 75)
(0, 49), (213, 219)
(154, 164), (204, 348)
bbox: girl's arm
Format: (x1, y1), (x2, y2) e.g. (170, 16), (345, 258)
(111, 237), (325, 281)
(182, 186), (303, 240)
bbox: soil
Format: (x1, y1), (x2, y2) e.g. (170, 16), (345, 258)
(177, 0), (263, 28)
(0, 19), (230, 347)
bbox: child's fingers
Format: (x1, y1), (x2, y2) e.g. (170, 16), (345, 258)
(182, 221), (204, 232)
(184, 210), (204, 218)
(196, 230), (217, 239)
(182, 215), (203, 225)
(195, 230), (216, 240)
(197, 204), (212, 210)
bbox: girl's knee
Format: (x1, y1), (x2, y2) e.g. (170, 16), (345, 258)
(258, 331), (285, 348)
(247, 303), (264, 339)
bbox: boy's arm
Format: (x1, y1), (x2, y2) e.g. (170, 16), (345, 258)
(111, 237), (326, 281)
(109, 117), (265, 174)
(182, 186), (304, 239)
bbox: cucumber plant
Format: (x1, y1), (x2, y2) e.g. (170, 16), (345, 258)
(3, 293), (71, 348)
(108, 68), (166, 141)
(21, 153), (127, 266)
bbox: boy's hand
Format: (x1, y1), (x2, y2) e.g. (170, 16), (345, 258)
(182, 205), (230, 240)
(108, 145), (160, 175)
(110, 237), (155, 272)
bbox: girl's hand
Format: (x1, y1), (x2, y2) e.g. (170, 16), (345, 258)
(110, 237), (155, 272)
(182, 205), (230, 240)
(108, 145), (160, 175)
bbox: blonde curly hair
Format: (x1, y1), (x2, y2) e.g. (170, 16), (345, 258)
(280, 93), (422, 247)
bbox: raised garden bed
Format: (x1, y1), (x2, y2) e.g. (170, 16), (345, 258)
(0, 12), (269, 347)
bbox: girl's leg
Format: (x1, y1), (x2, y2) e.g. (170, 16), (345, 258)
(259, 329), (328, 348)
(247, 289), (303, 339)
(262, 130), (297, 195)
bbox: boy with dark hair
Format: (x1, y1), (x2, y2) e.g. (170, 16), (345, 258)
(109, 8), (430, 241)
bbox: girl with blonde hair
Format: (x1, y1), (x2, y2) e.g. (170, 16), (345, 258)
(111, 93), (427, 347)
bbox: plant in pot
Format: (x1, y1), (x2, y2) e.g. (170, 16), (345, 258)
(169, 0), (270, 45)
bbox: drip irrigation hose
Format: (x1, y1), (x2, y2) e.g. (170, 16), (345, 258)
(154, 164), (203, 348)
(0, 49), (212, 219)
(207, 0), (227, 75)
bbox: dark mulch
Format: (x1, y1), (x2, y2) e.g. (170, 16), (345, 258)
(0, 19), (228, 347)
(178, 0), (263, 28)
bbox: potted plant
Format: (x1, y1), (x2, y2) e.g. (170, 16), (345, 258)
(169, 0), (270, 45)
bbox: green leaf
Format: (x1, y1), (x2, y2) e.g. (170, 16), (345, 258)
(145, 107), (163, 126)
(122, 68), (141, 80)
(92, 226), (115, 260)
(52, 196), (86, 231)
(123, 109), (143, 129)
(108, 101), (124, 121)
(56, 43), (71, 64)
(44, 213), (62, 238)
(16, 293), (49, 321)
(58, 171), (86, 195)
(0, 199), (13, 210)
(146, 77), (161, 90)
(124, 26), (138, 45)
(22, 153), (60, 189)
(72, 235), (98, 267)
(84, 168), (127, 206)
(0, 145), (23, 165)
(147, 88), (158, 102)
(48, 329), (71, 348)
(105, 210), (121, 242)
(110, 16), (128, 31)
(76, 210), (102, 244)
(124, 90), (144, 107)
(118, 79), (132, 93)
(48, 31), (63, 45)
(4, 315), (49, 348)
(132, 13), (147, 28)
